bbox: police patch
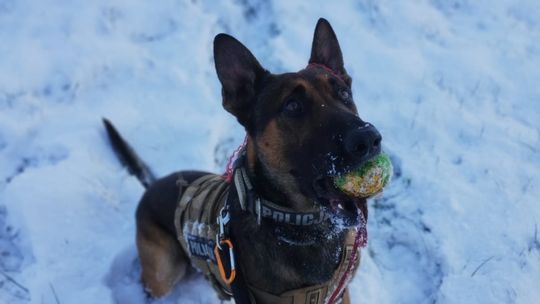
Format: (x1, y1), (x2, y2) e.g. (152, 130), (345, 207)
(186, 234), (217, 263)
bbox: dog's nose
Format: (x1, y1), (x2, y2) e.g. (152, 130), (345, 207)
(344, 123), (382, 159)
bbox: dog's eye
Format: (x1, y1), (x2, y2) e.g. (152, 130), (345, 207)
(282, 98), (304, 117)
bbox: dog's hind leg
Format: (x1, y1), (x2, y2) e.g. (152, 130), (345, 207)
(136, 213), (188, 298)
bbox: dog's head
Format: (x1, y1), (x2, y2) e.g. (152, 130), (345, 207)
(214, 19), (381, 226)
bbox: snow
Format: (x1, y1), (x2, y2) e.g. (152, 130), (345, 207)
(1, 0), (539, 303)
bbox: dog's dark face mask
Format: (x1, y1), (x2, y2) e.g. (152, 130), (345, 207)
(214, 19), (381, 227)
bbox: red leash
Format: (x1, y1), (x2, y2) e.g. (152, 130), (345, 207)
(308, 61), (366, 304)
(223, 135), (248, 182)
(327, 212), (368, 304)
(307, 62), (348, 84)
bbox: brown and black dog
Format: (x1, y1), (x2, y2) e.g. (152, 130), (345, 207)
(104, 18), (381, 303)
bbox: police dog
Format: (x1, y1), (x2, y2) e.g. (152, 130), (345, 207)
(104, 18), (381, 303)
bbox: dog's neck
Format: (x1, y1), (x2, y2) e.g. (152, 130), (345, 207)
(245, 139), (315, 211)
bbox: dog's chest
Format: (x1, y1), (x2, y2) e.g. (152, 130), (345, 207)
(233, 218), (361, 304)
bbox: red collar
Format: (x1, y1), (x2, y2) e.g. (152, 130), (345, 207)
(306, 62), (347, 84)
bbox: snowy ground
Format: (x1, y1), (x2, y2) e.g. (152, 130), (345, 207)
(0, 0), (539, 303)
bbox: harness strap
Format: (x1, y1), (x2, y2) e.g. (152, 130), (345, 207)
(216, 186), (254, 304)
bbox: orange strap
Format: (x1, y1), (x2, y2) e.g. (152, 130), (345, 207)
(214, 239), (237, 285)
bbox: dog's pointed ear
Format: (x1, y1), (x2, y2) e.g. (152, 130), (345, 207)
(309, 18), (351, 86)
(214, 34), (266, 128)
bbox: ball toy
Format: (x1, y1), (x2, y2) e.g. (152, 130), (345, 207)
(334, 153), (393, 198)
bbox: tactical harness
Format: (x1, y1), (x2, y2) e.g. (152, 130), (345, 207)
(174, 159), (363, 304)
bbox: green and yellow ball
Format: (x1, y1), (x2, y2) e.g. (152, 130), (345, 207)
(334, 153), (393, 198)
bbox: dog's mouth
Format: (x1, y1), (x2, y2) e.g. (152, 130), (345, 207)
(313, 175), (367, 228)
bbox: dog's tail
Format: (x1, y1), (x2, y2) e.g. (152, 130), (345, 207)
(102, 118), (156, 188)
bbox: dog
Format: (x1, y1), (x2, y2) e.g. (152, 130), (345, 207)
(104, 18), (382, 304)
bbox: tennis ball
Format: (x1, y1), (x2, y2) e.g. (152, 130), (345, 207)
(334, 153), (393, 198)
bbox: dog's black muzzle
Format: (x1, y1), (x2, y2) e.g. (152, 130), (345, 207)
(343, 122), (382, 164)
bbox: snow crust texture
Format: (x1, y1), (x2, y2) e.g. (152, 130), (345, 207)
(0, 0), (539, 303)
